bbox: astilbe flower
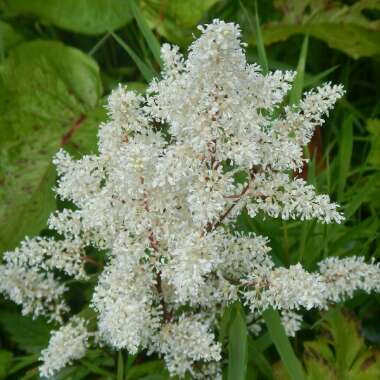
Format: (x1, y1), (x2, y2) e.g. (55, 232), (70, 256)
(1, 19), (380, 378)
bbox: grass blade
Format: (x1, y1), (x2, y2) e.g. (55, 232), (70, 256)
(263, 308), (305, 380)
(254, 0), (269, 74)
(338, 116), (354, 200)
(304, 65), (339, 88)
(88, 32), (111, 56)
(289, 35), (309, 105)
(228, 303), (248, 380)
(248, 337), (274, 379)
(129, 0), (162, 66)
(110, 31), (155, 82)
(255, 332), (272, 352)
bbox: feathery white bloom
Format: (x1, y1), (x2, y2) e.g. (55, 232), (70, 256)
(319, 256), (380, 302)
(1, 19), (379, 379)
(157, 315), (221, 377)
(281, 311), (303, 337)
(244, 263), (327, 312)
(39, 317), (90, 378)
(0, 265), (68, 322)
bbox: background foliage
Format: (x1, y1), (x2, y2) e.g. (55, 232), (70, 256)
(0, 0), (380, 379)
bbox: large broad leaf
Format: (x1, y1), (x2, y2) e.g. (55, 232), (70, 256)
(1, 0), (133, 35)
(141, 0), (219, 45)
(0, 21), (23, 55)
(0, 311), (52, 353)
(0, 40), (103, 253)
(253, 0), (380, 59)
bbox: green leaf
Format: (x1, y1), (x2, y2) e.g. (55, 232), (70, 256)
(130, 0), (162, 66)
(0, 40), (103, 252)
(0, 311), (52, 353)
(263, 308), (305, 380)
(277, 308), (380, 380)
(0, 350), (13, 379)
(0, 21), (23, 58)
(289, 35), (309, 106)
(366, 119), (380, 166)
(219, 303), (234, 344)
(253, 0), (269, 74)
(338, 116), (354, 200)
(141, 0), (219, 46)
(110, 31), (155, 82)
(7, 354), (39, 376)
(248, 337), (274, 379)
(125, 360), (167, 380)
(228, 303), (248, 380)
(1, 0), (133, 35)
(252, 0), (380, 59)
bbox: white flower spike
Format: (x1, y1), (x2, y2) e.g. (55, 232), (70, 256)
(1, 20), (379, 378)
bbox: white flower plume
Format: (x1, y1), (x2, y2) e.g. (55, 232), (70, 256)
(1, 19), (379, 378)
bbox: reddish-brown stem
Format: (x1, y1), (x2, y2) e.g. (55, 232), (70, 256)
(205, 182), (250, 234)
(61, 113), (86, 146)
(82, 255), (102, 268)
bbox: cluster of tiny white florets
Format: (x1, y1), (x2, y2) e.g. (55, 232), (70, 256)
(39, 316), (91, 378)
(1, 20), (379, 378)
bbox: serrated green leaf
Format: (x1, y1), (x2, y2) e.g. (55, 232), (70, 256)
(280, 309), (380, 380)
(1, 0), (133, 35)
(0, 40), (103, 252)
(252, 0), (380, 59)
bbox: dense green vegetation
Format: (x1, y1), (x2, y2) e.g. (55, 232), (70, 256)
(0, 0), (379, 379)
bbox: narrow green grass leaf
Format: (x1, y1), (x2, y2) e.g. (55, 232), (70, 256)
(89, 32), (111, 56)
(263, 308), (305, 380)
(129, 0), (162, 66)
(110, 31), (155, 82)
(255, 332), (272, 352)
(254, 1), (269, 74)
(219, 303), (234, 344)
(7, 354), (38, 376)
(338, 116), (354, 200)
(228, 304), (248, 380)
(304, 65), (339, 89)
(289, 35), (309, 105)
(248, 337), (274, 379)
(81, 359), (115, 377)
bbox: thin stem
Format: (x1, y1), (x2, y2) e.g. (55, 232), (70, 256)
(205, 182), (250, 234)
(117, 351), (124, 380)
